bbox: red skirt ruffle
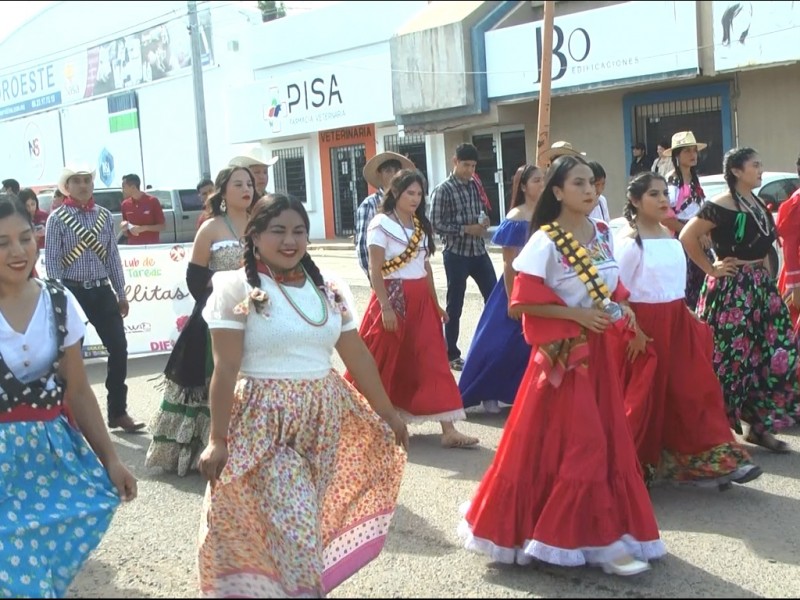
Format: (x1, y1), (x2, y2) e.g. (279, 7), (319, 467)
(345, 278), (465, 423)
(461, 324), (664, 566)
(624, 300), (755, 483)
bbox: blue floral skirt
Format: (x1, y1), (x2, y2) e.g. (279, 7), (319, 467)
(0, 416), (119, 598)
(696, 264), (800, 435)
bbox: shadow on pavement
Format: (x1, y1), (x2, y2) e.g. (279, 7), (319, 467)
(405, 433), (495, 482)
(652, 483), (800, 566)
(384, 504), (458, 557)
(479, 552), (758, 598)
(85, 354), (169, 386)
(69, 558), (155, 599)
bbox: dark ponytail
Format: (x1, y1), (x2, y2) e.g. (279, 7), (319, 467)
(301, 253), (341, 303)
(243, 236), (268, 313)
(723, 146), (776, 231)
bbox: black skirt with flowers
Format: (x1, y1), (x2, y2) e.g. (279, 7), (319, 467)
(697, 264), (800, 435)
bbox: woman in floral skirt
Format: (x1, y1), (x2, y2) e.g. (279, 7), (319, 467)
(680, 147), (800, 453)
(197, 193), (407, 597)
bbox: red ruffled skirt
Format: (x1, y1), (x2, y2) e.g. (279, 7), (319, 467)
(460, 323), (665, 566)
(624, 300), (756, 484)
(345, 278), (465, 423)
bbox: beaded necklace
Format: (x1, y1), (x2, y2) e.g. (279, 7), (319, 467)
(261, 262), (329, 327)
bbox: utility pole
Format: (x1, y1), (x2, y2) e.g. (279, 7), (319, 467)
(188, 0), (211, 180)
(535, 1), (555, 169)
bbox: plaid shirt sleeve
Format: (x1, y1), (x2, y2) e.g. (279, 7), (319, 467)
(104, 213), (127, 300)
(430, 183), (461, 237)
(44, 210), (65, 281)
(355, 194), (378, 274)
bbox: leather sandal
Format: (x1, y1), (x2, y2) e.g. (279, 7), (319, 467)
(746, 431), (790, 454)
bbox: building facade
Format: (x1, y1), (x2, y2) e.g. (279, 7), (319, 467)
(0, 1), (261, 191)
(390, 0), (800, 219)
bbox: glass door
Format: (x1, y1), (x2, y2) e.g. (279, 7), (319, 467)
(472, 128), (527, 223)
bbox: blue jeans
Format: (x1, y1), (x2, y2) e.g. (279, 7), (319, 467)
(443, 251), (497, 360)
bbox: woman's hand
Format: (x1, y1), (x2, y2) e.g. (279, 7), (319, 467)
(198, 439), (229, 486)
(572, 308), (612, 333)
(385, 412), (409, 451)
(436, 305), (449, 324)
(106, 459), (138, 502)
(700, 233), (713, 251)
(508, 304), (523, 320)
(621, 304), (637, 329)
(381, 305), (398, 332)
(627, 327), (652, 362)
(710, 257), (738, 278)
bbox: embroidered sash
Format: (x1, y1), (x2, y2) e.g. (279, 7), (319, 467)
(57, 209), (109, 267)
(381, 215), (423, 277)
(540, 221), (613, 309)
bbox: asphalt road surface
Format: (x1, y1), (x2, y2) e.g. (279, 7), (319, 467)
(68, 248), (800, 598)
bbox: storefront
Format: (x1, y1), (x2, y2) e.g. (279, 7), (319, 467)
(0, 1), (259, 190)
(226, 0), (431, 239)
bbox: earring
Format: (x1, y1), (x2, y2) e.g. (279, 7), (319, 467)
(220, 198), (227, 212)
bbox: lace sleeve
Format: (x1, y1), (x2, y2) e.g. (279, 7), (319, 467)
(202, 270), (250, 330)
(321, 269), (360, 333)
(696, 202), (724, 226)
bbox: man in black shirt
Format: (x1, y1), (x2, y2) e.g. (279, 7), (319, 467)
(630, 142), (651, 177)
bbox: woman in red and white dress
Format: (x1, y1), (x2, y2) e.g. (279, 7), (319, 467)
(460, 155), (664, 576)
(615, 172), (761, 488)
(346, 169), (479, 448)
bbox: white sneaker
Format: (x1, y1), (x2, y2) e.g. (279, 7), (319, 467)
(601, 557), (651, 577)
(483, 400), (501, 414)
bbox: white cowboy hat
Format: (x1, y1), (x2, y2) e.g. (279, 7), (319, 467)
(228, 147), (279, 169)
(362, 151), (415, 189)
(662, 131), (707, 157)
(58, 164), (96, 196)
(539, 141), (587, 162)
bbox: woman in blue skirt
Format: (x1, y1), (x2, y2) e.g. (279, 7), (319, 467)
(459, 165), (544, 412)
(0, 195), (137, 597)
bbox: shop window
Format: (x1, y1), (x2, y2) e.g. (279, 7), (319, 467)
(632, 95), (723, 176)
(383, 133), (428, 187)
(272, 147), (307, 203)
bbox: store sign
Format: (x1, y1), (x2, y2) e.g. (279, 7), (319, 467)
(227, 51), (394, 142)
(36, 244), (195, 359)
(485, 1), (699, 99)
(712, 1), (800, 72)
(0, 9), (214, 121)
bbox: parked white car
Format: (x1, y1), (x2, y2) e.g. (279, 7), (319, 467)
(609, 171), (800, 277)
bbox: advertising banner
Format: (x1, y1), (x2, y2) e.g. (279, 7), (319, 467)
(36, 243), (195, 359)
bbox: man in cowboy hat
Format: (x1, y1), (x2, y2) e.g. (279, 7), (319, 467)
(46, 164), (144, 433)
(355, 151), (414, 279)
(228, 147), (279, 196)
(538, 141), (586, 166)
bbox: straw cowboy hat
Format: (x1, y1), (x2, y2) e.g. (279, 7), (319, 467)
(58, 164), (96, 196)
(362, 151), (414, 189)
(539, 141), (587, 162)
(662, 131), (707, 157)
(228, 147), (279, 169)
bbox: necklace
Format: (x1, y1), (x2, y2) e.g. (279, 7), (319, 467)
(264, 264), (329, 327)
(735, 191), (771, 237)
(222, 213), (244, 246)
(393, 210), (414, 243)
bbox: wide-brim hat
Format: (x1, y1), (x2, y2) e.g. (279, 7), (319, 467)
(663, 131), (707, 157)
(58, 165), (96, 196)
(363, 151), (415, 189)
(539, 141), (587, 162)
(228, 147), (279, 169)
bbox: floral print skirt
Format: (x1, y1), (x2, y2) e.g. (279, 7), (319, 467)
(697, 264), (800, 435)
(198, 371), (406, 598)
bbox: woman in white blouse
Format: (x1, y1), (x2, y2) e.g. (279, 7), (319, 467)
(0, 195), (136, 597)
(615, 171), (761, 489)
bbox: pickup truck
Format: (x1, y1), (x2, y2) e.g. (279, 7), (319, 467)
(36, 187), (204, 244)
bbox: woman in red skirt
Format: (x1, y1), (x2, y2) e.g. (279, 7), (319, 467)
(776, 164), (800, 333)
(346, 169), (478, 448)
(460, 155), (664, 576)
(615, 172), (761, 488)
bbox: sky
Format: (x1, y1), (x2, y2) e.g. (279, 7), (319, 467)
(0, 0), (340, 44)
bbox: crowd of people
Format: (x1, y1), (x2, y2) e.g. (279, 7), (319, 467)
(2, 128), (800, 596)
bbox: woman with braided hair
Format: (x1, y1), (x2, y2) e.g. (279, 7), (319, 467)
(345, 169), (479, 448)
(197, 193), (407, 598)
(681, 147), (800, 454)
(615, 172), (761, 489)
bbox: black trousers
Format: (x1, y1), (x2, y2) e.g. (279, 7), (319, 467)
(66, 283), (129, 420)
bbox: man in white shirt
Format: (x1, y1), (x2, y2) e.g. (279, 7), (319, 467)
(588, 161), (611, 222)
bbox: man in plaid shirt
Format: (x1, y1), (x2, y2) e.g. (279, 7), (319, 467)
(430, 143), (497, 370)
(355, 151), (414, 280)
(46, 166), (144, 433)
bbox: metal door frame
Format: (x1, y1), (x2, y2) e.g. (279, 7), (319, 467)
(472, 124), (526, 217)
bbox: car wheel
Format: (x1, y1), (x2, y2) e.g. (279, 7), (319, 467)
(766, 246), (779, 278)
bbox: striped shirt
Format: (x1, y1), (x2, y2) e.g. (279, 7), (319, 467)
(355, 190), (382, 274)
(430, 174), (487, 256)
(44, 204), (127, 300)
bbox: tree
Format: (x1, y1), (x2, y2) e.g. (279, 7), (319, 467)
(258, 0), (287, 22)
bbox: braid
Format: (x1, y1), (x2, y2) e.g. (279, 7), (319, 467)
(623, 202), (643, 248)
(243, 237), (268, 313)
(301, 253), (341, 303)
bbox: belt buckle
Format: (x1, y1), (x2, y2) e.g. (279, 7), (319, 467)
(83, 280), (95, 289)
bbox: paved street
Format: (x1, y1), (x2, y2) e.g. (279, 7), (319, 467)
(70, 248), (800, 598)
